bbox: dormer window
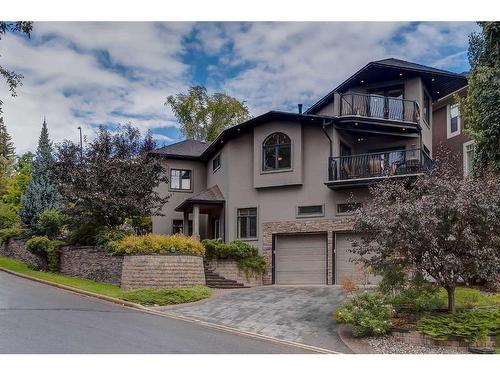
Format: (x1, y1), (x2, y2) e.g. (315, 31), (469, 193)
(262, 132), (291, 171)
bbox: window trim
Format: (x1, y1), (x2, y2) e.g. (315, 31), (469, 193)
(447, 103), (461, 139)
(262, 132), (292, 173)
(212, 154), (221, 173)
(169, 168), (193, 192)
(296, 204), (324, 218)
(236, 206), (258, 241)
(463, 140), (475, 177)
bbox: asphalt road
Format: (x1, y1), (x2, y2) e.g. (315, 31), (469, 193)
(0, 271), (309, 354)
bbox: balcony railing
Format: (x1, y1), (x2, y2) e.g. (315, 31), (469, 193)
(340, 93), (420, 123)
(328, 148), (433, 182)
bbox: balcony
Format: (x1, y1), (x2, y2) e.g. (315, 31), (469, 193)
(339, 93), (420, 124)
(326, 148), (433, 190)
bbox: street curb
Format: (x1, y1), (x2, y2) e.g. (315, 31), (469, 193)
(0, 267), (341, 354)
(337, 324), (376, 354)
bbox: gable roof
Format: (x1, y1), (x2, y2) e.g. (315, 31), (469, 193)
(175, 185), (225, 212)
(306, 58), (468, 114)
(150, 139), (210, 159)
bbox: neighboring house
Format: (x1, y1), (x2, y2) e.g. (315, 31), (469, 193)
(432, 86), (473, 177)
(150, 58), (467, 286)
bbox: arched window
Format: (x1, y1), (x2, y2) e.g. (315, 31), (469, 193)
(263, 132), (291, 171)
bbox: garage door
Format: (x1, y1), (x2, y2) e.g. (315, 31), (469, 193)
(335, 233), (380, 284)
(275, 233), (327, 285)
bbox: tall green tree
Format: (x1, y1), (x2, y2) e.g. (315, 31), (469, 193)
(0, 117), (16, 175)
(459, 22), (500, 173)
(2, 152), (33, 211)
(166, 85), (250, 142)
(19, 119), (62, 229)
(0, 21), (33, 114)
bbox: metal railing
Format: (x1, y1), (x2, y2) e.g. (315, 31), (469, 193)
(328, 148), (433, 182)
(339, 93), (420, 123)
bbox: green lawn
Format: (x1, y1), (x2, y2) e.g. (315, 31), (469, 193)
(0, 256), (211, 306)
(437, 286), (500, 309)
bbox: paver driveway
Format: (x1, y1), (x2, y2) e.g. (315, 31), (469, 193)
(162, 286), (352, 353)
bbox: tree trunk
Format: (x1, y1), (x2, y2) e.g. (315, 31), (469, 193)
(445, 286), (456, 313)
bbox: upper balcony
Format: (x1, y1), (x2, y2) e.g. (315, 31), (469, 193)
(325, 148), (433, 190)
(339, 93), (420, 126)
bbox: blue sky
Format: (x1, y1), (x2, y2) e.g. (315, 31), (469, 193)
(0, 22), (478, 152)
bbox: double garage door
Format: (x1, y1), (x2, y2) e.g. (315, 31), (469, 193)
(274, 233), (359, 285)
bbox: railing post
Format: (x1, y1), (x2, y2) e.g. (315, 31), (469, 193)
(351, 94), (354, 116)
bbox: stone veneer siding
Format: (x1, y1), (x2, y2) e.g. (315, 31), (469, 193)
(0, 239), (46, 269)
(59, 246), (123, 285)
(121, 255), (206, 290)
(205, 259), (263, 287)
(262, 218), (354, 285)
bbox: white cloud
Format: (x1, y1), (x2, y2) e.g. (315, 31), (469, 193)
(0, 21), (478, 154)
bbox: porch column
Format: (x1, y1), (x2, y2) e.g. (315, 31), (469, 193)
(192, 204), (200, 239)
(183, 211), (189, 236)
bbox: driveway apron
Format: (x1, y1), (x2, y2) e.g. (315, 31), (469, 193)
(162, 286), (352, 353)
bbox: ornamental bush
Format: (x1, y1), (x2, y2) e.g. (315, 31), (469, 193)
(202, 239), (258, 260)
(0, 224), (23, 244)
(202, 239), (265, 274)
(26, 235), (64, 272)
(334, 292), (393, 337)
(417, 308), (500, 343)
(36, 209), (66, 239)
(109, 233), (205, 256)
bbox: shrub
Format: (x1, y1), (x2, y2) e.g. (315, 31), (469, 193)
(109, 233), (205, 256)
(125, 216), (152, 235)
(203, 239), (258, 260)
(67, 223), (102, 246)
(334, 292), (393, 337)
(417, 308), (500, 343)
(237, 256), (266, 276)
(0, 202), (19, 230)
(0, 224), (23, 244)
(340, 277), (359, 296)
(95, 228), (129, 250)
(387, 274), (442, 314)
(202, 239), (265, 274)
(437, 287), (500, 309)
(121, 285), (211, 305)
(26, 235), (64, 272)
(36, 209), (66, 239)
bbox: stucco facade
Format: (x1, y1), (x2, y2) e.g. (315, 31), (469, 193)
(150, 58), (468, 285)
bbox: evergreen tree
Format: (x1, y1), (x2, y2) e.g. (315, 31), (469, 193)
(19, 119), (62, 229)
(0, 116), (16, 177)
(141, 129), (156, 153)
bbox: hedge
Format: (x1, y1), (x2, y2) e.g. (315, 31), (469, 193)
(108, 233), (205, 256)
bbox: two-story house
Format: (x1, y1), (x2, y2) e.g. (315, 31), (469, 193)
(150, 58), (467, 286)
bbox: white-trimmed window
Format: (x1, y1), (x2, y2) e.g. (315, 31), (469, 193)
(170, 169), (192, 191)
(296, 204), (324, 218)
(463, 140), (475, 177)
(447, 103), (461, 139)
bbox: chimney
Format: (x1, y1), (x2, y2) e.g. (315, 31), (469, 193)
(298, 103), (303, 114)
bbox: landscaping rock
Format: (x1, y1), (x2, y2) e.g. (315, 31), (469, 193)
(365, 335), (465, 354)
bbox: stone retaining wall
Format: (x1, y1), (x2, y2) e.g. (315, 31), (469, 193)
(391, 329), (496, 353)
(205, 259), (262, 287)
(0, 239), (46, 269)
(59, 246), (123, 285)
(121, 255), (205, 290)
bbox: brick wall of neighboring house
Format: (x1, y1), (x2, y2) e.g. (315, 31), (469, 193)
(0, 239), (46, 270)
(262, 218), (355, 285)
(432, 102), (472, 176)
(205, 259), (263, 287)
(59, 246), (124, 285)
(121, 255), (206, 290)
